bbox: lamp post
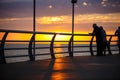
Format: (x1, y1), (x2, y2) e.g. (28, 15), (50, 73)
(71, 0), (77, 57)
(33, 0), (36, 61)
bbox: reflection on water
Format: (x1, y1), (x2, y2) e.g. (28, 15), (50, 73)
(54, 44), (64, 58)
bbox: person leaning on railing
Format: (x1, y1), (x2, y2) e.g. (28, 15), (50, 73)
(90, 23), (103, 56)
(100, 26), (112, 55)
(115, 26), (120, 54)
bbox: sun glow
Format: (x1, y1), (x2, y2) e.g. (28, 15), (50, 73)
(36, 34), (53, 41)
(55, 34), (70, 41)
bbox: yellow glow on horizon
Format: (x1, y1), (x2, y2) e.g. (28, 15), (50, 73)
(0, 31), (117, 44)
(6, 33), (32, 40)
(0, 32), (5, 40)
(55, 34), (70, 41)
(0, 13), (120, 43)
(74, 36), (92, 41)
(36, 34), (53, 40)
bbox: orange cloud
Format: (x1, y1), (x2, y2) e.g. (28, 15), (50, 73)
(37, 16), (70, 24)
(36, 13), (120, 25)
(0, 13), (119, 25)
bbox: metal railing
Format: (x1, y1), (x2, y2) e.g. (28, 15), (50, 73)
(0, 29), (119, 64)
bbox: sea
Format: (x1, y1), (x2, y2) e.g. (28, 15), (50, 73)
(4, 44), (119, 63)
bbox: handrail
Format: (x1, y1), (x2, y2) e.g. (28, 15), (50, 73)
(0, 29), (94, 36)
(68, 35), (73, 57)
(0, 32), (8, 63)
(90, 35), (94, 56)
(50, 33), (56, 59)
(0, 29), (119, 64)
(28, 34), (36, 61)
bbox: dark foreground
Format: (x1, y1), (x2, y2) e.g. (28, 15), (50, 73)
(0, 55), (120, 80)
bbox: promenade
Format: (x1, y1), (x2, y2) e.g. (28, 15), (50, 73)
(0, 55), (120, 80)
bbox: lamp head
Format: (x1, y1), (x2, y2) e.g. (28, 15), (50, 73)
(71, 0), (77, 3)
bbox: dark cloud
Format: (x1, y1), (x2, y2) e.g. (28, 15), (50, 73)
(0, 0), (33, 18)
(0, 0), (120, 18)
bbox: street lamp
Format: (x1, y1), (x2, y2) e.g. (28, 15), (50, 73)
(71, 0), (77, 3)
(33, 0), (36, 61)
(71, 0), (77, 57)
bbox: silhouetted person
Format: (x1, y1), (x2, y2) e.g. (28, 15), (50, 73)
(100, 26), (112, 55)
(115, 26), (120, 54)
(92, 24), (103, 56)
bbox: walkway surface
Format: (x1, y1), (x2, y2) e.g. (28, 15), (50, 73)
(0, 55), (120, 80)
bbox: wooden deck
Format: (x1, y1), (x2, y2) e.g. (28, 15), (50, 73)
(0, 55), (120, 80)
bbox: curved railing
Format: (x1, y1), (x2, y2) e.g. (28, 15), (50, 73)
(0, 29), (119, 64)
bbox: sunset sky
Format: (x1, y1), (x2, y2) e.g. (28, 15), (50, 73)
(0, 0), (120, 39)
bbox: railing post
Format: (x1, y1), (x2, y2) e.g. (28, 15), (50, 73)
(90, 35), (94, 56)
(50, 33), (56, 59)
(68, 35), (73, 57)
(108, 35), (113, 54)
(108, 35), (113, 46)
(0, 32), (8, 64)
(28, 34), (35, 61)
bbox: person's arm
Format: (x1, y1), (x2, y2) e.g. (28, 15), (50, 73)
(89, 30), (95, 35)
(115, 30), (118, 35)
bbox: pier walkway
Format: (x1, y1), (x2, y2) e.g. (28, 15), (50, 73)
(0, 55), (120, 80)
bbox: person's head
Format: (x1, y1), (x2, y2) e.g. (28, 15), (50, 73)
(100, 26), (103, 30)
(93, 23), (97, 28)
